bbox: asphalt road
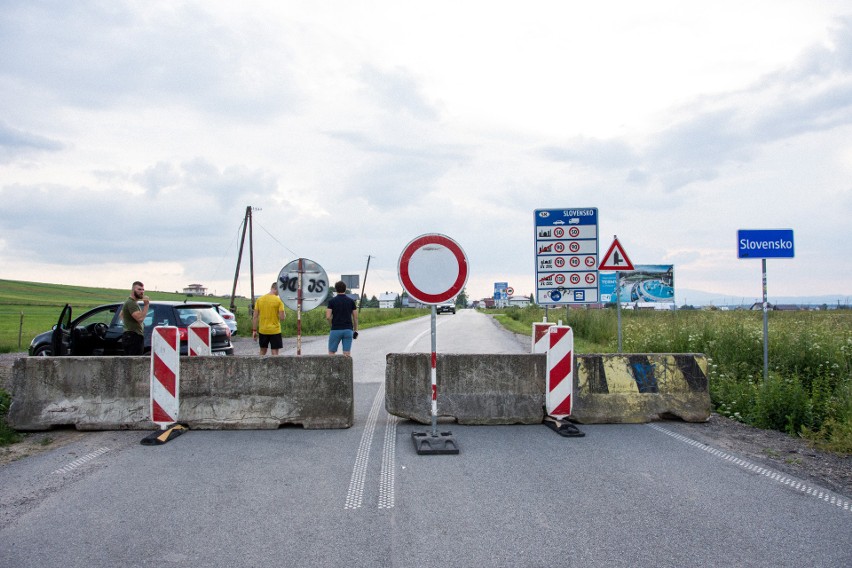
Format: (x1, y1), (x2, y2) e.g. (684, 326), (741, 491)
(1, 310), (850, 567)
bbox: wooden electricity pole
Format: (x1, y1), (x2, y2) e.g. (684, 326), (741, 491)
(230, 206), (256, 315)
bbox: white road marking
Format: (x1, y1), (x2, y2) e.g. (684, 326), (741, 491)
(379, 414), (399, 509)
(344, 383), (385, 510)
(648, 424), (851, 513)
(52, 447), (111, 475)
(346, 317), (448, 511)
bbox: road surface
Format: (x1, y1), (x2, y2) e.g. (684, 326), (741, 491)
(1, 310), (849, 567)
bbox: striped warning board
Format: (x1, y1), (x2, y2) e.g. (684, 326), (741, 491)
(531, 321), (555, 353)
(150, 326), (180, 427)
(188, 320), (211, 356)
(546, 325), (573, 418)
(572, 354), (711, 423)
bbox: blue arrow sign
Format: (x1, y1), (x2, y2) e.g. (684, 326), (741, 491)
(737, 229), (795, 259)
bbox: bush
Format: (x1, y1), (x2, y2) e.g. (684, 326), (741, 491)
(0, 389), (22, 446)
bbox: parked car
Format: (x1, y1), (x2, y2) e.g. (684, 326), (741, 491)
(28, 301), (235, 357)
(436, 302), (456, 314)
(216, 305), (238, 334)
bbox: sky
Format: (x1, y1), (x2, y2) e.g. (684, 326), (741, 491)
(1, 1), (851, 305)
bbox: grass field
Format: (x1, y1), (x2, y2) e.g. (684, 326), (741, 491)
(0, 279), (429, 352)
(3, 279), (850, 452)
(493, 305), (852, 453)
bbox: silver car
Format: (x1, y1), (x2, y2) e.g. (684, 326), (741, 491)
(216, 305), (238, 334)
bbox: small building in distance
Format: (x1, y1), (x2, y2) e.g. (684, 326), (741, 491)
(379, 292), (399, 309)
(183, 283), (208, 296)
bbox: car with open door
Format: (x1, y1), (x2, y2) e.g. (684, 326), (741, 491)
(29, 301), (234, 356)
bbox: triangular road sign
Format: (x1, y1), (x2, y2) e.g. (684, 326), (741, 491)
(599, 237), (634, 271)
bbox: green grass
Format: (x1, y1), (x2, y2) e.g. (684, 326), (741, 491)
(489, 305), (852, 454)
(0, 279), (431, 352)
(0, 279), (220, 353)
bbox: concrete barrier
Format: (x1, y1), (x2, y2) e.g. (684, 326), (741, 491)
(573, 354), (710, 424)
(9, 356), (353, 431)
(385, 353), (546, 425)
(385, 353), (709, 425)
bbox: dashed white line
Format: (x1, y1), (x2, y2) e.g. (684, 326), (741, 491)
(344, 383), (385, 510)
(379, 414), (399, 509)
(648, 424), (851, 513)
(52, 447), (111, 475)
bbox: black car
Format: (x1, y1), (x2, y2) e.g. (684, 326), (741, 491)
(436, 302), (456, 314)
(29, 301), (235, 356)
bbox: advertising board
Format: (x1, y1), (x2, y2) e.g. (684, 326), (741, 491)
(600, 265), (675, 305)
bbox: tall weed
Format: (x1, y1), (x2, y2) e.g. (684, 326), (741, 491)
(495, 306), (851, 453)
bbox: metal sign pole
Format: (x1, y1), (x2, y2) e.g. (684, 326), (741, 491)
(430, 305), (438, 437)
(616, 270), (623, 353)
(399, 233), (466, 455)
(762, 258), (769, 382)
(297, 258), (303, 356)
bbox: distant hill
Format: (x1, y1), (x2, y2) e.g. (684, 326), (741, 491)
(677, 289), (850, 308)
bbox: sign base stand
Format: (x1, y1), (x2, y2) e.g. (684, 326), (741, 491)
(141, 422), (189, 446)
(412, 431), (459, 455)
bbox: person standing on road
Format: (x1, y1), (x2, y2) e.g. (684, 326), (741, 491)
(121, 281), (149, 355)
(252, 282), (286, 356)
(326, 281), (358, 356)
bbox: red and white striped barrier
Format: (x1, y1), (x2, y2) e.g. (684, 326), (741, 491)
(150, 326), (180, 427)
(532, 321), (555, 353)
(546, 325), (574, 419)
(188, 320), (211, 356)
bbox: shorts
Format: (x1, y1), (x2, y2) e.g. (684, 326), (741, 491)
(328, 329), (354, 353)
(258, 333), (283, 350)
(122, 331), (144, 355)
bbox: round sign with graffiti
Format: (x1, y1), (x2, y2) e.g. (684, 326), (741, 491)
(277, 258), (329, 312)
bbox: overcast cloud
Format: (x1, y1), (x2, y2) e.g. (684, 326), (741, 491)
(0, 1), (850, 304)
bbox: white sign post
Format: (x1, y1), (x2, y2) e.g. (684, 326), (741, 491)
(398, 233), (468, 455)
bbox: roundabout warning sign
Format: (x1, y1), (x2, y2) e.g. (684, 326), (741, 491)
(398, 233), (469, 305)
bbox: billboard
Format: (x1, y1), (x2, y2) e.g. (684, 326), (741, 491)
(341, 274), (360, 290)
(600, 265), (674, 305)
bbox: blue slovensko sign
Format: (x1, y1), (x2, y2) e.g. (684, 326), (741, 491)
(737, 229), (795, 259)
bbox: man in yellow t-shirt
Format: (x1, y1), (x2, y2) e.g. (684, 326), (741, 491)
(252, 282), (286, 355)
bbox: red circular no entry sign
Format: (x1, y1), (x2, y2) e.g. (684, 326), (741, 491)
(398, 233), (469, 305)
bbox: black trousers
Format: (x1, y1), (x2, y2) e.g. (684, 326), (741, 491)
(122, 331), (144, 355)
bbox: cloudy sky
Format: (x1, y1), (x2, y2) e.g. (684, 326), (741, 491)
(1, 1), (850, 304)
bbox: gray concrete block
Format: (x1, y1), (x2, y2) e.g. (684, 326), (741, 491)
(9, 356), (353, 431)
(385, 353), (710, 425)
(385, 353), (546, 425)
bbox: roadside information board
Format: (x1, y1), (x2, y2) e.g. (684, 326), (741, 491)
(534, 208), (599, 305)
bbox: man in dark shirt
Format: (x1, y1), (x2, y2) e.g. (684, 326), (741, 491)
(121, 281), (149, 355)
(325, 281), (358, 356)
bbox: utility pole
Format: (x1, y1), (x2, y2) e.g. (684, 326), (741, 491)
(358, 255), (371, 315)
(230, 206), (257, 315)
